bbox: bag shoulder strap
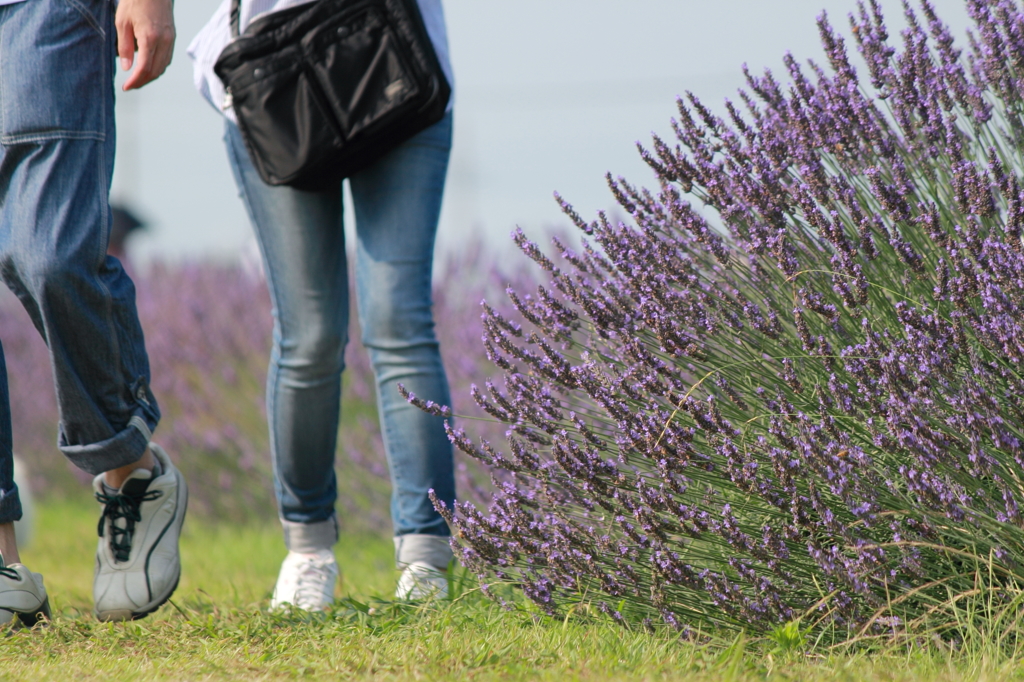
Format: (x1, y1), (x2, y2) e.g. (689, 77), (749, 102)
(230, 0), (241, 38)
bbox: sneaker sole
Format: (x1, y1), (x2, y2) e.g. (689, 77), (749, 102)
(95, 572), (180, 622)
(1, 597), (52, 630)
(95, 466), (188, 622)
(16, 596), (51, 628)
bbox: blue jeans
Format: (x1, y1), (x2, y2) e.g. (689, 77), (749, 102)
(225, 114), (456, 546)
(0, 0), (160, 524)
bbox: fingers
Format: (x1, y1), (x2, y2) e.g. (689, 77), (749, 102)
(123, 27), (174, 91)
(116, 0), (176, 91)
(116, 14), (136, 73)
(121, 21), (175, 91)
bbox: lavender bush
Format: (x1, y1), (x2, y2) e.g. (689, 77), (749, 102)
(2, 247), (527, 528)
(436, 0), (1024, 641)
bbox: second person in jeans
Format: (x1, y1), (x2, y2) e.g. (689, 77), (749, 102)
(189, 0), (456, 609)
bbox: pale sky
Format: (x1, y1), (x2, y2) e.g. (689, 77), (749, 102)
(112, 0), (973, 265)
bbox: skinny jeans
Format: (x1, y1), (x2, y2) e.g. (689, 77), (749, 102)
(224, 113), (456, 547)
(0, 0), (160, 524)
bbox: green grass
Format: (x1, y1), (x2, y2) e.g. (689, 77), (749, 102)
(4, 500), (1024, 680)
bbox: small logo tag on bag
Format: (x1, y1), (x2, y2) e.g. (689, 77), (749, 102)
(384, 80), (406, 100)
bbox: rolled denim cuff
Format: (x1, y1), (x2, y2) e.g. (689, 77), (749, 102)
(59, 415), (153, 476)
(0, 483), (22, 525)
(394, 533), (453, 570)
(282, 516), (338, 553)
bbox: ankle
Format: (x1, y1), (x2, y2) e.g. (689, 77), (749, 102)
(0, 522), (20, 565)
(104, 447), (157, 489)
(292, 548), (334, 557)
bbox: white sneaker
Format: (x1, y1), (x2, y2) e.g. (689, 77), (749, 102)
(93, 443), (188, 621)
(270, 549), (338, 612)
(0, 554), (49, 628)
(396, 561), (448, 600)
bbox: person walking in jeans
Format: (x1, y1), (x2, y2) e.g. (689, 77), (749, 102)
(0, 0), (188, 625)
(189, 0), (456, 609)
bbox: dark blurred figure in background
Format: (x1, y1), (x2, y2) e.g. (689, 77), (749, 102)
(107, 206), (147, 262)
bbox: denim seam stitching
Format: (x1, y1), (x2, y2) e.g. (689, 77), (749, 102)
(93, 31), (130, 437)
(0, 17), (7, 138)
(226, 127), (288, 506)
(0, 20), (6, 137)
(63, 0), (105, 37)
(1, 131), (106, 145)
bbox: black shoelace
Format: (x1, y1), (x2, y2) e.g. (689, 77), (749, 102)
(96, 485), (162, 563)
(0, 564), (18, 580)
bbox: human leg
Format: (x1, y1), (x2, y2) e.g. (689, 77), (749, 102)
(0, 420), (46, 627)
(0, 136), (161, 474)
(225, 122), (348, 609)
(0, 0), (185, 621)
(0, 0), (158, 474)
(0, 342), (20, 563)
(350, 112), (456, 595)
(1, 389), (46, 628)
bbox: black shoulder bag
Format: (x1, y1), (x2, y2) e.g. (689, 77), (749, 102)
(214, 0), (451, 190)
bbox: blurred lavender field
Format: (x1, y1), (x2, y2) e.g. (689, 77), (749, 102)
(0, 245), (529, 532)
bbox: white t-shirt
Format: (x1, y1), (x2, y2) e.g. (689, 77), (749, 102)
(188, 0), (453, 121)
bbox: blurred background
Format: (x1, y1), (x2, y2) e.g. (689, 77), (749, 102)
(6, 0), (975, 536)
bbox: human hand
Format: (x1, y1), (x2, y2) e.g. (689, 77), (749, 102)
(115, 0), (176, 91)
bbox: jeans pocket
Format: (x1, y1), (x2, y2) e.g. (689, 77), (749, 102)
(0, 0), (110, 143)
